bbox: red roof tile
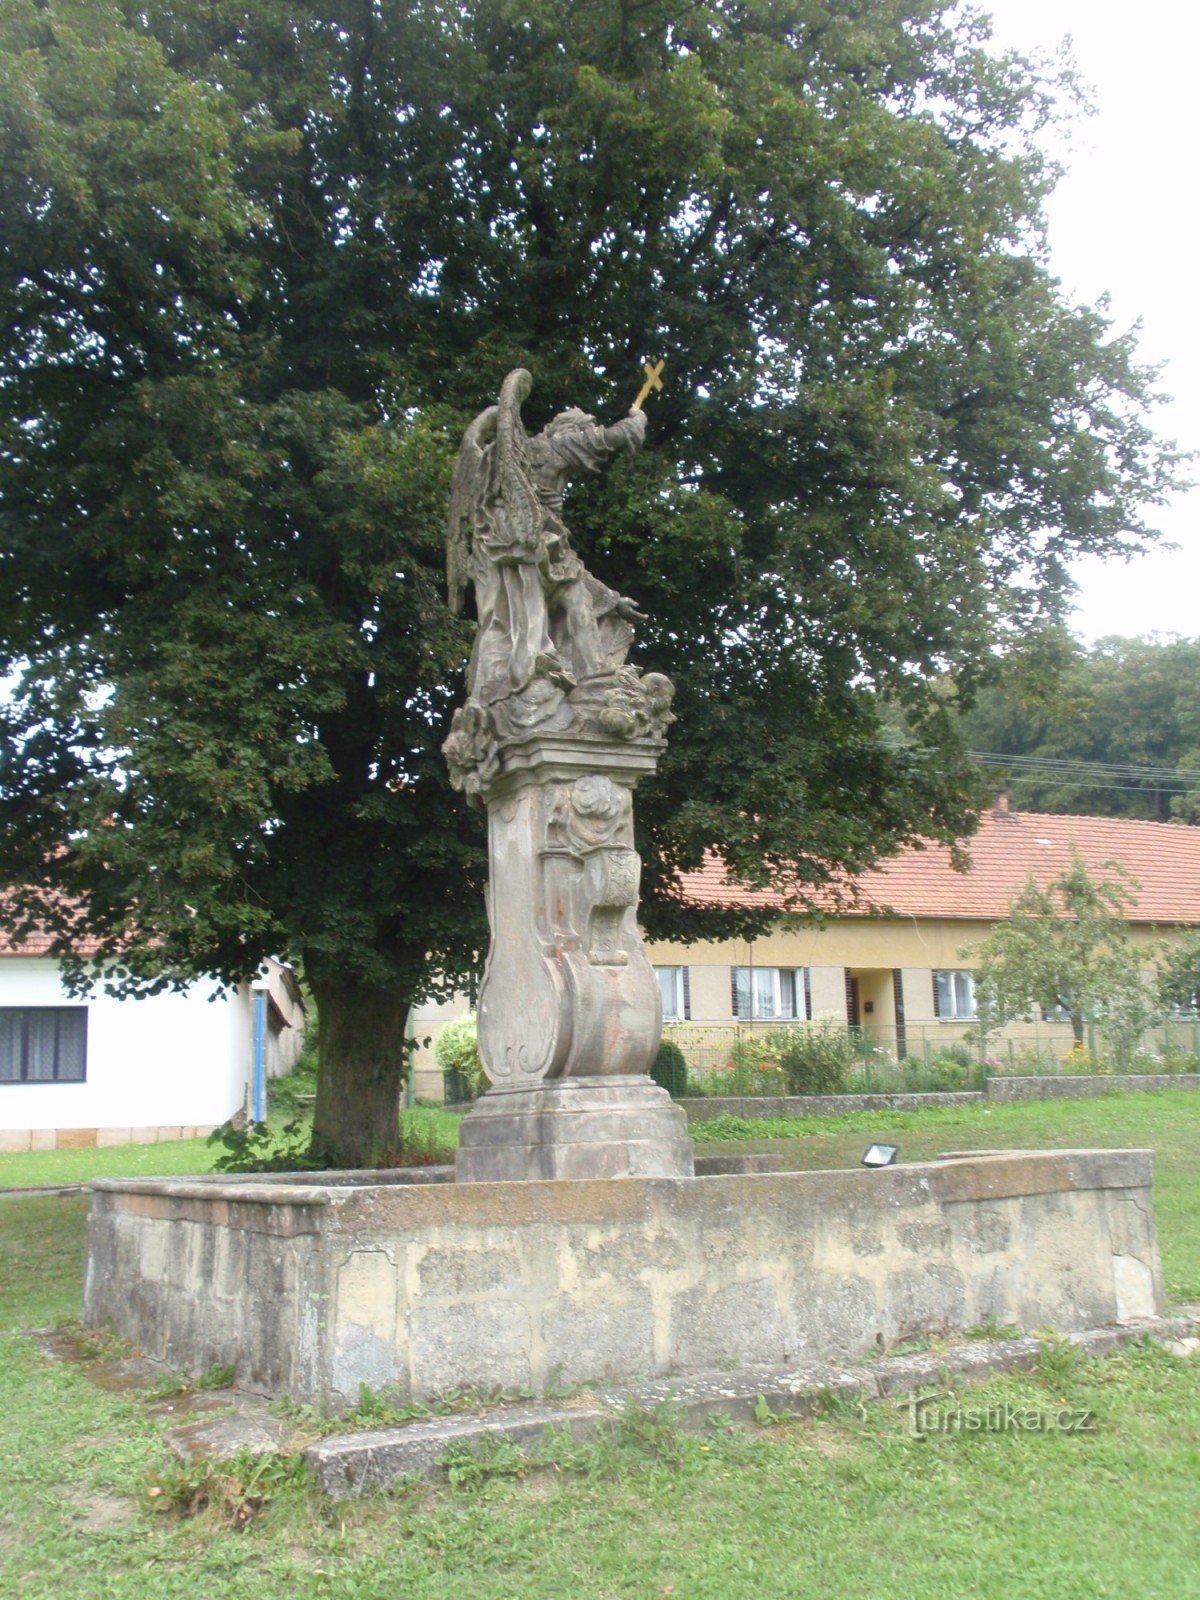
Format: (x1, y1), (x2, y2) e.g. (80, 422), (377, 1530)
(679, 811), (1200, 925)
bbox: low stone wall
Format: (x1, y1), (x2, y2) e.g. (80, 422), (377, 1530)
(84, 1149), (1162, 1410)
(679, 1091), (983, 1120)
(985, 1073), (1200, 1102)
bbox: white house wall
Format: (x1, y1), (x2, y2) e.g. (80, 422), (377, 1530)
(0, 958), (253, 1148)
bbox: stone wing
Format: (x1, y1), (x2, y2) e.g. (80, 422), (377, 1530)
(447, 405), (497, 614)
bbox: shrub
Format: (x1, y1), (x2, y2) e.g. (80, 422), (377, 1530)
(722, 1034), (789, 1094)
(650, 1039), (689, 1098)
(207, 1118), (334, 1174)
(434, 1014), (487, 1101)
(769, 1023), (856, 1095)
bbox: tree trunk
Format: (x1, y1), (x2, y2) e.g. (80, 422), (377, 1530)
(308, 972), (412, 1168)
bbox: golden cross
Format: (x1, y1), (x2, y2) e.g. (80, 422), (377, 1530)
(631, 359), (665, 412)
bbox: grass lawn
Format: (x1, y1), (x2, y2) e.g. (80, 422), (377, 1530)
(0, 1092), (1198, 1597)
(0, 1137), (222, 1191)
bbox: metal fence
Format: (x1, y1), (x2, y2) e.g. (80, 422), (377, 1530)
(660, 1017), (1200, 1096)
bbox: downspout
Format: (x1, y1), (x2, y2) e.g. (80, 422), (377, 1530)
(404, 1005), (415, 1108)
(251, 982), (268, 1124)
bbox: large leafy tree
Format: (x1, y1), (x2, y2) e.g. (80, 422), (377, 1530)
(0, 0), (1180, 1161)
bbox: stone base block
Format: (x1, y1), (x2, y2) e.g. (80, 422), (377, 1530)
(454, 1075), (695, 1182)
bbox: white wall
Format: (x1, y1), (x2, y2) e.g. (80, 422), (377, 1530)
(0, 958), (252, 1132)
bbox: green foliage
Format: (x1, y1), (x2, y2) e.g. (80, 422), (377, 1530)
(770, 1024), (858, 1095)
(887, 1055), (976, 1092)
(0, 0), (1182, 1162)
(206, 1118), (331, 1174)
(960, 630), (1200, 821)
(650, 1038), (689, 1098)
(434, 1014), (487, 1101)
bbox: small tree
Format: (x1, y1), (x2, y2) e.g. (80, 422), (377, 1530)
(968, 851), (1159, 1063)
(1157, 932), (1200, 1015)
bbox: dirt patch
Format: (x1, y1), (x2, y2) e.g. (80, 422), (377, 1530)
(72, 1492), (137, 1533)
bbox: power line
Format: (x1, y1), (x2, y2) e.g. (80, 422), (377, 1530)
(971, 750), (1200, 788)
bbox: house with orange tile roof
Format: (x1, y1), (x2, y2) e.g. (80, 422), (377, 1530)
(407, 804), (1200, 1091)
(635, 804), (1200, 1069)
(0, 932), (306, 1153)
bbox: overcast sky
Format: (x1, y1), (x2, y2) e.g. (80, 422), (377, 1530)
(982, 0), (1200, 642)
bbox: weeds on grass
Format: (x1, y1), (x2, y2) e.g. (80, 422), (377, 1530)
(814, 1386), (866, 1422)
(441, 1433), (528, 1490)
(612, 1398), (685, 1462)
(147, 1449), (311, 1527)
(1036, 1335), (1084, 1390)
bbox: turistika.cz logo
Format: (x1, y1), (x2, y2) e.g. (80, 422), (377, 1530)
(902, 1392), (1097, 1438)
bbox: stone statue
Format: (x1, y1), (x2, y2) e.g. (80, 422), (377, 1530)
(444, 364), (693, 1182)
(444, 369), (673, 799)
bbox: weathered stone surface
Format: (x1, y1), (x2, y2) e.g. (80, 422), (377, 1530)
(84, 1150), (1164, 1411)
(455, 1075), (695, 1181)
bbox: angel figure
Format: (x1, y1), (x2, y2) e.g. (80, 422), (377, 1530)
(447, 368), (648, 714)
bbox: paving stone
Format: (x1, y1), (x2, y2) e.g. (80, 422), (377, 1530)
(165, 1400), (287, 1465)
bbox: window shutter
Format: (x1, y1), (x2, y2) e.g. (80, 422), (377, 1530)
(731, 968), (740, 1018)
(681, 967), (691, 1021)
(803, 969), (812, 1022)
(932, 972), (942, 1019)
(844, 968), (854, 1024)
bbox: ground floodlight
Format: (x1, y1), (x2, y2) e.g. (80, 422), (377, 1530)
(861, 1143), (899, 1168)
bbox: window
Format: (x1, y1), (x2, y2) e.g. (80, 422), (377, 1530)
(932, 971), (975, 1021)
(655, 967), (690, 1021)
(0, 1008), (88, 1083)
(731, 968), (809, 1021)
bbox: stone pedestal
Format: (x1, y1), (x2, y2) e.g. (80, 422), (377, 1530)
(455, 1075), (694, 1182)
(451, 729), (695, 1182)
